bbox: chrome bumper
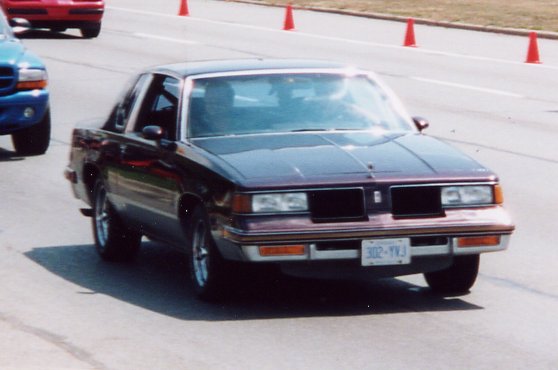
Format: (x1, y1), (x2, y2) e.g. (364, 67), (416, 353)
(240, 234), (511, 262)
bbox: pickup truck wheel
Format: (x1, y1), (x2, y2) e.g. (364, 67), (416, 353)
(92, 179), (141, 262)
(81, 23), (101, 38)
(187, 206), (228, 301)
(424, 254), (480, 294)
(11, 110), (50, 156)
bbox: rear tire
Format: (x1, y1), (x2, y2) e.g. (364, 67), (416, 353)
(92, 178), (141, 262)
(424, 254), (480, 294)
(11, 109), (50, 156)
(187, 205), (229, 301)
(81, 23), (101, 38)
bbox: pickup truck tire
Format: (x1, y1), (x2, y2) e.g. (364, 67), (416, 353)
(92, 179), (141, 262)
(11, 110), (50, 156)
(81, 23), (101, 39)
(424, 254), (480, 294)
(187, 205), (229, 301)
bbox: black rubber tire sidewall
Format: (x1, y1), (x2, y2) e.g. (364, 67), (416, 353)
(424, 254), (480, 295)
(11, 110), (51, 156)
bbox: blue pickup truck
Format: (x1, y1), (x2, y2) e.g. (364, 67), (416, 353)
(0, 9), (49, 155)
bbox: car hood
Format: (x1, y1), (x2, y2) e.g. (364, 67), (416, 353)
(0, 39), (25, 65)
(192, 131), (492, 185)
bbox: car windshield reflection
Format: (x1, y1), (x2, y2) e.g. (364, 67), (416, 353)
(187, 73), (414, 138)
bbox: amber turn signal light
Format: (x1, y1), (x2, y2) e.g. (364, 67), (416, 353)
(17, 80), (48, 90)
(457, 235), (500, 248)
(232, 194), (252, 213)
(494, 185), (504, 205)
(259, 245), (306, 256)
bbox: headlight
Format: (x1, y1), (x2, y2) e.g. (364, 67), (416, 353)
(252, 193), (308, 213)
(441, 185), (493, 206)
(233, 192), (308, 213)
(17, 68), (48, 90)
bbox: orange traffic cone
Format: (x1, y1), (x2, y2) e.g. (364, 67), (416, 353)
(525, 31), (541, 64)
(283, 4), (295, 31)
(178, 0), (189, 16)
(403, 18), (417, 47)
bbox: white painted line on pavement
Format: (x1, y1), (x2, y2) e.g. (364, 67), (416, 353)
(411, 77), (525, 98)
(133, 32), (199, 45)
(107, 6), (558, 71)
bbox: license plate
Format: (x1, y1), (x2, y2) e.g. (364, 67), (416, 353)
(361, 238), (411, 266)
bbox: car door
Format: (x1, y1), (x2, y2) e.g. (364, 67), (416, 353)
(98, 73), (151, 215)
(117, 73), (184, 242)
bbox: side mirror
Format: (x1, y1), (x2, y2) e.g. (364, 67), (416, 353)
(142, 125), (164, 141)
(412, 116), (430, 132)
(9, 18), (31, 34)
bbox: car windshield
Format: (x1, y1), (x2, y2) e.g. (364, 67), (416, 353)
(187, 72), (414, 138)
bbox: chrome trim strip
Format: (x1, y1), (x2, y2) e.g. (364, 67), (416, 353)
(185, 68), (372, 81)
(410, 244), (451, 256)
(225, 224), (515, 244)
(309, 244), (359, 260)
(390, 181), (498, 188)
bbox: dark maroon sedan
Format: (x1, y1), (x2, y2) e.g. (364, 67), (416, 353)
(0, 0), (104, 38)
(65, 59), (514, 300)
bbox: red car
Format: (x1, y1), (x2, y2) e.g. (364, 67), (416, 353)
(0, 0), (104, 38)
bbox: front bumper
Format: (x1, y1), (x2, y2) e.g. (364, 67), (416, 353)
(216, 206), (514, 264)
(241, 235), (511, 262)
(0, 89), (49, 134)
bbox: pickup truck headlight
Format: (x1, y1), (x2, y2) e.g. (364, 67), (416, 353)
(441, 185), (494, 206)
(17, 68), (48, 90)
(233, 192), (308, 213)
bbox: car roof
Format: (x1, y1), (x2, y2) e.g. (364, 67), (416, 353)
(150, 59), (353, 77)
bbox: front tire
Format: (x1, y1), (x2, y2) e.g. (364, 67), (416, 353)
(187, 206), (229, 301)
(92, 179), (141, 262)
(424, 254), (480, 294)
(81, 23), (101, 38)
(12, 109), (50, 156)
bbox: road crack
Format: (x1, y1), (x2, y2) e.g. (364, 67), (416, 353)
(0, 312), (109, 370)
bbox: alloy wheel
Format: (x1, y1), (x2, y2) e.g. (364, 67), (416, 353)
(192, 220), (210, 288)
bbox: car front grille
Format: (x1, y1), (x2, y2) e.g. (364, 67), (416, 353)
(0, 66), (16, 95)
(308, 188), (367, 223)
(390, 186), (443, 218)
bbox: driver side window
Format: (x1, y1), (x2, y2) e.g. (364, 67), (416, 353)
(134, 74), (181, 140)
(106, 74), (149, 133)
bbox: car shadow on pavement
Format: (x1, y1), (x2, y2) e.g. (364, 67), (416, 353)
(25, 242), (483, 321)
(0, 148), (23, 162)
(18, 30), (82, 40)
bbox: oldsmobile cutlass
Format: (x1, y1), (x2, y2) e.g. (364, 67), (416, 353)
(64, 59), (514, 300)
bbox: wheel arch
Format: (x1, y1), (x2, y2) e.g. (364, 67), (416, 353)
(178, 193), (204, 226)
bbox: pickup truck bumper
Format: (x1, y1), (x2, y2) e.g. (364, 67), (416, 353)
(0, 89), (49, 134)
